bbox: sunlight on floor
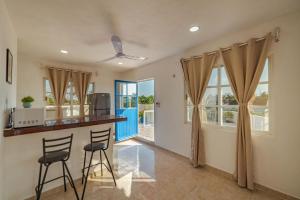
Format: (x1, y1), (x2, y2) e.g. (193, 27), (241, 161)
(116, 172), (133, 197)
(87, 139), (156, 198)
(114, 140), (143, 146)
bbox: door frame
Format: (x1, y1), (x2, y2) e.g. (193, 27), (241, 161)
(137, 78), (155, 142)
(114, 80), (138, 142)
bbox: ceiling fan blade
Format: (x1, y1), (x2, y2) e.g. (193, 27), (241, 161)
(123, 54), (148, 60)
(111, 35), (123, 54)
(96, 56), (117, 63)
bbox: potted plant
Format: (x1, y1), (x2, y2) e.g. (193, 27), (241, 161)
(223, 111), (234, 123)
(139, 111), (144, 124)
(21, 96), (34, 108)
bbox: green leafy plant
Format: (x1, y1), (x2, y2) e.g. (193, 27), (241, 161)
(222, 93), (237, 105)
(139, 111), (144, 123)
(223, 111), (234, 123)
(138, 95), (154, 104)
(224, 111), (234, 119)
(139, 111), (144, 118)
(21, 96), (34, 103)
(46, 96), (55, 105)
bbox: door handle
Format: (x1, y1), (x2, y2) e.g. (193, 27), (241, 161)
(155, 101), (160, 108)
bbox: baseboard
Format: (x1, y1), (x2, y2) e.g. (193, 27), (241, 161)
(135, 139), (299, 200)
(134, 136), (155, 145)
(254, 183), (299, 200)
(204, 165), (235, 181)
(205, 165), (299, 200)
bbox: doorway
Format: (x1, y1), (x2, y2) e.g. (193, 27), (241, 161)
(138, 79), (155, 142)
(114, 80), (138, 142)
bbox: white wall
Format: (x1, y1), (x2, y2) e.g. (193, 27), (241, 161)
(17, 54), (121, 114)
(123, 55), (190, 157)
(121, 11), (300, 198)
(0, 0), (18, 199)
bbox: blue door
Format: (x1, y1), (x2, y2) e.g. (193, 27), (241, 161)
(115, 80), (138, 142)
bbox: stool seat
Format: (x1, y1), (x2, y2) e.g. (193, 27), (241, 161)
(84, 142), (105, 152)
(38, 151), (69, 164)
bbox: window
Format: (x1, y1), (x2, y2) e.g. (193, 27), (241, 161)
(249, 59), (269, 131)
(44, 79), (94, 119)
(185, 58), (270, 132)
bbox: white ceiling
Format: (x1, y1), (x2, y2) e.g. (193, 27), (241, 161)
(4, 0), (300, 71)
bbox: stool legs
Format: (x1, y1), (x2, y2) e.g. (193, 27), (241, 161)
(81, 151), (87, 184)
(63, 161), (79, 200)
(36, 164), (49, 200)
(102, 149), (117, 186)
(62, 162), (67, 192)
(100, 150), (103, 176)
(36, 163), (42, 197)
(81, 149), (116, 200)
(81, 151), (94, 200)
(36, 162), (79, 200)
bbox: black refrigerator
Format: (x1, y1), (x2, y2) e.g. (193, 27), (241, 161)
(87, 93), (111, 117)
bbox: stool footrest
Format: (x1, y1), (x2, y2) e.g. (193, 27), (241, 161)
(82, 162), (102, 170)
(44, 175), (65, 185)
(35, 175), (74, 192)
(82, 162), (113, 174)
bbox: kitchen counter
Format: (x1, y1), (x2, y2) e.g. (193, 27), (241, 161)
(3, 115), (126, 137)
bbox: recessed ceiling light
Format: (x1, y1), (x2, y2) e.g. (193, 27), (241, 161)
(60, 50), (68, 54)
(118, 62), (123, 65)
(189, 26), (200, 32)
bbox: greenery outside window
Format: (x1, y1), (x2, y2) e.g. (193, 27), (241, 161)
(185, 58), (270, 132)
(44, 79), (94, 119)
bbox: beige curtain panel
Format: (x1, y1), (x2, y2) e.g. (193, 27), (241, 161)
(48, 68), (71, 120)
(181, 53), (218, 167)
(72, 71), (92, 117)
(220, 33), (272, 189)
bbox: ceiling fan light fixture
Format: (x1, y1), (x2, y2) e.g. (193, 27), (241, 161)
(60, 49), (68, 54)
(139, 57), (146, 60)
(118, 62), (123, 65)
(189, 26), (200, 32)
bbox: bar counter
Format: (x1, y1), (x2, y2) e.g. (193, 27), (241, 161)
(3, 115), (126, 137)
(3, 115), (126, 199)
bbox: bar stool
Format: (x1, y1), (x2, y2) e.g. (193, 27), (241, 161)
(81, 128), (116, 199)
(35, 134), (79, 200)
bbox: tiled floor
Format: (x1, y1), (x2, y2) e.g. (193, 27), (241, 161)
(39, 140), (282, 200)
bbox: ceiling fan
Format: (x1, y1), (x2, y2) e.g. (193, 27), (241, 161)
(98, 35), (147, 63)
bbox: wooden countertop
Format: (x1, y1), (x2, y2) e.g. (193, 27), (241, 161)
(3, 115), (126, 137)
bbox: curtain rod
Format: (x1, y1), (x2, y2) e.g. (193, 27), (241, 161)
(181, 27), (280, 62)
(40, 65), (92, 74)
(48, 67), (92, 74)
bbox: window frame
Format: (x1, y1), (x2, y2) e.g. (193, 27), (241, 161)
(184, 57), (271, 133)
(204, 66), (239, 127)
(43, 78), (95, 119)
